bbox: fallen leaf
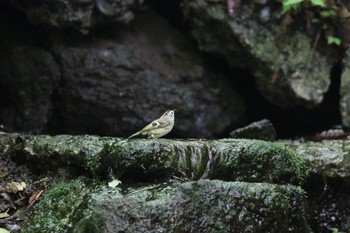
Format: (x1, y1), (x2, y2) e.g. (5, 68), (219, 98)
(271, 68), (283, 83)
(108, 179), (122, 188)
(0, 209), (9, 219)
(33, 177), (50, 185)
(0, 172), (9, 178)
(28, 190), (44, 205)
(338, 3), (350, 18)
(0, 228), (10, 233)
(0, 182), (26, 193)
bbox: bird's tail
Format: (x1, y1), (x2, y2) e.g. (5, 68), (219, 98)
(128, 131), (140, 139)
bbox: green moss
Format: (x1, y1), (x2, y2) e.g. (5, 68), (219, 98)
(21, 135), (115, 177)
(25, 135), (85, 164)
(88, 180), (310, 232)
(82, 138), (112, 177)
(21, 178), (98, 233)
(247, 140), (309, 183)
(10, 135), (309, 184)
(67, 206), (105, 233)
(31, 138), (49, 155)
(213, 139), (309, 185)
(105, 138), (309, 184)
(19, 177), (310, 232)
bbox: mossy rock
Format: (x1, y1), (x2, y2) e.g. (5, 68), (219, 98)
(2, 134), (309, 184)
(23, 179), (310, 233)
(21, 178), (103, 233)
(107, 138), (309, 185)
(283, 139), (350, 178)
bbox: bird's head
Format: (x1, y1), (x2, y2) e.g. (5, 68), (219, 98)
(163, 109), (176, 118)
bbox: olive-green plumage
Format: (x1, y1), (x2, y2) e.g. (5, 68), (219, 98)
(128, 110), (175, 139)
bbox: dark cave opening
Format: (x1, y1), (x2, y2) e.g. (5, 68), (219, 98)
(227, 63), (343, 139)
(144, 0), (344, 139)
(143, 0), (184, 29)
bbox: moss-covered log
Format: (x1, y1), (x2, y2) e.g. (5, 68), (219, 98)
(0, 133), (308, 184)
(21, 179), (310, 233)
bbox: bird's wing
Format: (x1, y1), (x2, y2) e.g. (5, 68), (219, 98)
(141, 119), (171, 132)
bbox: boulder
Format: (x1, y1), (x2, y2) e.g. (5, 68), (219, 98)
(182, 0), (334, 108)
(282, 139), (350, 233)
(0, 10), (245, 137)
(0, 47), (60, 133)
(6, 0), (138, 31)
(230, 119), (276, 141)
(55, 11), (245, 138)
(21, 179), (310, 233)
(340, 54), (350, 128)
(283, 139), (350, 178)
(2, 133), (309, 185)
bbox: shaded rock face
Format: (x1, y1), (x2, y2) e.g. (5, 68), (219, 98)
(0, 47), (60, 133)
(85, 181), (309, 233)
(19, 178), (310, 233)
(288, 140), (350, 178)
(230, 118), (276, 141)
(306, 177), (350, 233)
(340, 54), (350, 128)
(55, 12), (245, 137)
(6, 0), (137, 31)
(0, 134), (309, 185)
(0, 10), (245, 137)
(282, 139), (350, 232)
(181, 0), (333, 109)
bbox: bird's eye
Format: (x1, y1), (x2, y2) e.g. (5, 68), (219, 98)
(166, 110), (174, 117)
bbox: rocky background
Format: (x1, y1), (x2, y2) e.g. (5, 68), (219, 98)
(1, 0), (350, 232)
(1, 0), (349, 139)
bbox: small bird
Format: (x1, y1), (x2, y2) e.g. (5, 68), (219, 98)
(128, 110), (176, 139)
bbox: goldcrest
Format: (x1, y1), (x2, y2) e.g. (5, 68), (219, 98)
(128, 110), (175, 139)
